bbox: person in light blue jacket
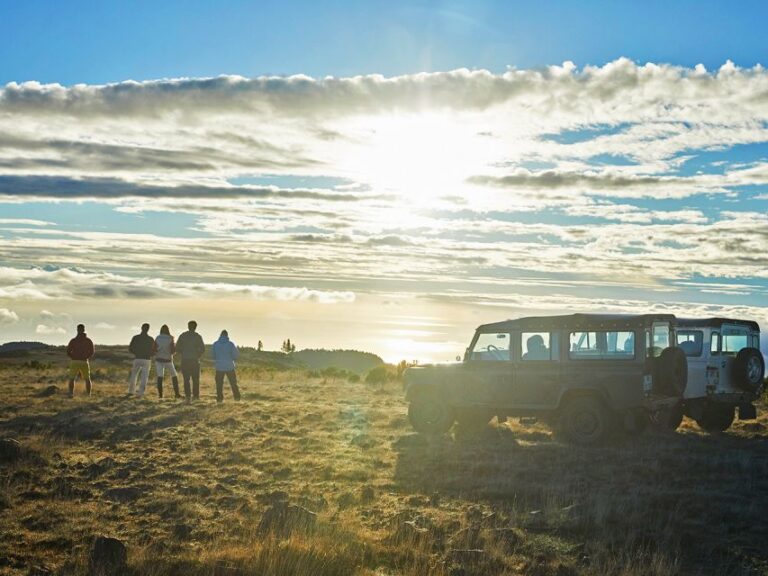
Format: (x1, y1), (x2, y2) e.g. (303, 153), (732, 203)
(211, 330), (241, 403)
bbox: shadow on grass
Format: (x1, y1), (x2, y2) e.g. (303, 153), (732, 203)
(393, 426), (768, 575)
(0, 396), (195, 442)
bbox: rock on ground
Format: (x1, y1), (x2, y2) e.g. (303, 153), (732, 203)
(88, 536), (127, 575)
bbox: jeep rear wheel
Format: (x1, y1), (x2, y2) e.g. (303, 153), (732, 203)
(558, 396), (612, 445)
(408, 396), (454, 435)
(695, 404), (735, 434)
(733, 348), (765, 393)
(649, 402), (684, 432)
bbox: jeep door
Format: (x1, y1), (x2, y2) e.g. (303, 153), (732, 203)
(677, 328), (707, 398)
(564, 328), (643, 409)
(511, 330), (562, 408)
(461, 331), (514, 407)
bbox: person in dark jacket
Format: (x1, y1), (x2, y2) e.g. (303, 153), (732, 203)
(127, 323), (154, 397)
(211, 330), (241, 403)
(176, 320), (205, 401)
(66, 324), (95, 397)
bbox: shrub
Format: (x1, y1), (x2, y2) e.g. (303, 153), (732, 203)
(365, 366), (394, 385)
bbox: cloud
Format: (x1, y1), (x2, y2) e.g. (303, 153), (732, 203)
(36, 324), (66, 335)
(93, 322), (116, 330)
(1, 60), (767, 345)
(0, 218), (53, 226)
(0, 175), (368, 202)
(0, 266), (356, 304)
(0, 308), (19, 324)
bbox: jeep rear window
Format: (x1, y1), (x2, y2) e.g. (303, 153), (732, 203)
(470, 332), (510, 361)
(676, 330), (703, 357)
(722, 328), (748, 355)
(569, 331), (635, 360)
(646, 323), (670, 358)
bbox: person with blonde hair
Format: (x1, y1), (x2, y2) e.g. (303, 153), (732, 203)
(153, 324), (180, 399)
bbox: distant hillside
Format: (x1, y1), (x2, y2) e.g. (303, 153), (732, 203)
(0, 342), (384, 373)
(0, 341), (49, 352)
(292, 349), (384, 373)
(0, 341), (50, 357)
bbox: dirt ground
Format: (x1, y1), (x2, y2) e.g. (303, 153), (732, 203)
(1, 362), (767, 575)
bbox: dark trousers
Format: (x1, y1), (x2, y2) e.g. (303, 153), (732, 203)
(181, 358), (201, 399)
(215, 370), (241, 402)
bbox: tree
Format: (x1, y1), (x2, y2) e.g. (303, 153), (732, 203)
(281, 339), (296, 353)
(396, 359), (418, 379)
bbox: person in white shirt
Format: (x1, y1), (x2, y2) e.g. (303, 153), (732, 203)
(153, 324), (180, 399)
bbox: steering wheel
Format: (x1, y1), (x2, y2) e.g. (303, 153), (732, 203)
(486, 344), (506, 360)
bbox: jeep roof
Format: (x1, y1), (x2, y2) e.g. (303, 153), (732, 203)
(677, 317), (760, 331)
(477, 313), (677, 333)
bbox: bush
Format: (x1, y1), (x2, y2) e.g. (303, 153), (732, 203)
(23, 360), (52, 370)
(365, 366), (394, 385)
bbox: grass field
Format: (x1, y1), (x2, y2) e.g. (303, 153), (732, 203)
(1, 355), (767, 575)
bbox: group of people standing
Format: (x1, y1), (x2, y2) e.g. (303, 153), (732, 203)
(66, 321), (242, 403)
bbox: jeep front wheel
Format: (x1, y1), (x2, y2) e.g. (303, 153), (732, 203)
(696, 404), (735, 433)
(455, 409), (493, 437)
(558, 396), (612, 445)
(408, 396), (454, 435)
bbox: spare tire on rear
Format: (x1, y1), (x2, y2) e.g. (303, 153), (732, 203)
(733, 347), (765, 393)
(655, 347), (687, 397)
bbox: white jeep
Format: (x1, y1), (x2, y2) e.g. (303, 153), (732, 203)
(659, 318), (765, 433)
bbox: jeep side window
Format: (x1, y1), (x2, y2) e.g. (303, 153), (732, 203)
(752, 334), (760, 348)
(470, 332), (510, 361)
(521, 332), (558, 361)
(570, 331), (634, 359)
(676, 330), (703, 357)
(710, 332), (720, 355)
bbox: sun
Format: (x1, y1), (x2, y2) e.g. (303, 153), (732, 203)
(339, 112), (498, 205)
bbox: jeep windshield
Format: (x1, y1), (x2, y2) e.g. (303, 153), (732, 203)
(468, 331), (510, 361)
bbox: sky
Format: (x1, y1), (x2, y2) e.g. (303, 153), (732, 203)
(1, 1), (768, 362)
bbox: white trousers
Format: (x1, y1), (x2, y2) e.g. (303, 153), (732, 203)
(127, 359), (151, 396)
(155, 360), (178, 379)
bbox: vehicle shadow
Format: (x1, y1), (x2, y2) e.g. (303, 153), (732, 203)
(393, 424), (768, 574)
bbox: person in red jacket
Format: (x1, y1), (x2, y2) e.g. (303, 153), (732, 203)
(66, 324), (95, 397)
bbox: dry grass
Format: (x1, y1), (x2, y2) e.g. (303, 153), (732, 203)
(1, 357), (767, 575)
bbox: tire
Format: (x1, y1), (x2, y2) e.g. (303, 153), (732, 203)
(558, 396), (613, 445)
(408, 396), (454, 435)
(656, 347), (688, 397)
(733, 348), (765, 393)
(696, 404), (735, 433)
(649, 402), (684, 432)
(455, 409), (493, 437)
(623, 409), (649, 435)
